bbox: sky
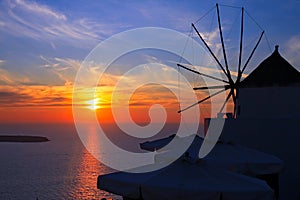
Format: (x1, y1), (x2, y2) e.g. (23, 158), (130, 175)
(0, 0), (300, 123)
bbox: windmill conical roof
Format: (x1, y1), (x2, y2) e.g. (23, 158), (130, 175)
(239, 45), (300, 88)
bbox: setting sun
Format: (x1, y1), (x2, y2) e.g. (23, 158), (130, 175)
(86, 98), (101, 110)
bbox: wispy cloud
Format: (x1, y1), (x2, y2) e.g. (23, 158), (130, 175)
(134, 1), (198, 31)
(40, 56), (80, 86)
(13, 0), (66, 20)
(0, 68), (15, 85)
(285, 35), (300, 67)
(287, 35), (300, 52)
(40, 56), (114, 87)
(0, 91), (32, 105)
(0, 85), (72, 107)
(0, 69), (69, 107)
(0, 67), (41, 86)
(0, 0), (118, 47)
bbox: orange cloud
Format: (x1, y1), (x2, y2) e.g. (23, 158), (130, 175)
(0, 56), (232, 124)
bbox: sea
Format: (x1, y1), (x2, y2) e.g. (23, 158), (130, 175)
(0, 123), (122, 200)
(1, 122), (298, 199)
(0, 122), (189, 200)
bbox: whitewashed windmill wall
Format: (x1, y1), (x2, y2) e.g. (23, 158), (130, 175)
(237, 45), (300, 119)
(219, 46), (300, 200)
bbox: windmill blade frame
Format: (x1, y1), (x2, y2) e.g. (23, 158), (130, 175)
(193, 85), (230, 90)
(178, 88), (229, 113)
(177, 63), (229, 83)
(177, 4), (265, 118)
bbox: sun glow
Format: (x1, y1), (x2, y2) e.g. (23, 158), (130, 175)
(86, 98), (101, 110)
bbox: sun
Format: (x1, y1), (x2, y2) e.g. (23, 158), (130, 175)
(86, 98), (101, 110)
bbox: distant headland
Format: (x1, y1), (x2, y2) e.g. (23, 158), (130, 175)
(0, 135), (49, 143)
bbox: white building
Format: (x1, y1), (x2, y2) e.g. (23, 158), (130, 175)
(215, 46), (300, 199)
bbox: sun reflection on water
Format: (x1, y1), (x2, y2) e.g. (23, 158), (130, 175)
(68, 124), (121, 199)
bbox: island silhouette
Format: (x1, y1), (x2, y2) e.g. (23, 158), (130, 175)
(0, 135), (49, 142)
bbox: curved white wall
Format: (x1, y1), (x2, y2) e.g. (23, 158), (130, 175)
(238, 86), (300, 119)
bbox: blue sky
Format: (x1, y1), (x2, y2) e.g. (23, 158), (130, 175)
(0, 0), (300, 98)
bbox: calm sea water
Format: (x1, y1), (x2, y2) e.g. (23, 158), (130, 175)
(2, 122), (298, 199)
(0, 123), (122, 200)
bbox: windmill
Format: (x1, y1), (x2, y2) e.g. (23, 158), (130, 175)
(177, 3), (265, 118)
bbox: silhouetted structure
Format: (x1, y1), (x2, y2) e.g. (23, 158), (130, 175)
(211, 47), (300, 199)
(177, 5), (299, 198)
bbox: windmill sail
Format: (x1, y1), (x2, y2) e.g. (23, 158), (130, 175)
(178, 4), (265, 118)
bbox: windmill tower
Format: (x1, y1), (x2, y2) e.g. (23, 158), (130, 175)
(237, 45), (300, 118)
(219, 45), (300, 200)
(177, 4), (300, 199)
